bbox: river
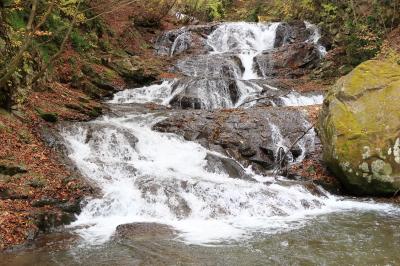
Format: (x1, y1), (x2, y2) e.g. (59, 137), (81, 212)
(2, 21), (400, 265)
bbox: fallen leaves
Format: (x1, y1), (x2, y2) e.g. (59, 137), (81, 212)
(0, 82), (95, 250)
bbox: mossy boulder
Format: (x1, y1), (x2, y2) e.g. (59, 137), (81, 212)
(36, 109), (58, 123)
(318, 59), (400, 195)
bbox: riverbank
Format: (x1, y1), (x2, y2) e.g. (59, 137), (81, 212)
(0, 1), (172, 250)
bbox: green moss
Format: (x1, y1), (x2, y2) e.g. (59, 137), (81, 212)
(99, 40), (112, 52)
(78, 97), (90, 103)
(318, 59), (400, 195)
(37, 43), (59, 63)
(36, 108), (58, 123)
(88, 106), (102, 118)
(344, 60), (400, 96)
(27, 174), (47, 188)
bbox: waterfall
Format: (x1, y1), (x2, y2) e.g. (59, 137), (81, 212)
(60, 22), (397, 247)
(305, 21), (327, 57)
(207, 22), (280, 80)
(62, 112), (395, 246)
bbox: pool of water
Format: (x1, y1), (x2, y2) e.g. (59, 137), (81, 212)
(2, 211), (399, 266)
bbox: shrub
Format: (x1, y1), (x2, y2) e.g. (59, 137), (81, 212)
(70, 30), (90, 52)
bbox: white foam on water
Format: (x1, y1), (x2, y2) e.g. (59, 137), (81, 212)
(60, 22), (400, 247)
(280, 93), (324, 106)
(207, 22), (280, 54)
(62, 112), (399, 246)
(305, 21), (327, 57)
(109, 80), (176, 105)
(170, 31), (192, 57)
(234, 80), (264, 108)
(238, 52), (259, 80)
(207, 22), (280, 80)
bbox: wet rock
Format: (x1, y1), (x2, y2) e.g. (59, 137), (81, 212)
(136, 178), (191, 218)
(255, 42), (320, 79)
(171, 95), (203, 109)
(318, 59), (400, 196)
(239, 144), (257, 157)
(169, 77), (240, 110)
(91, 79), (120, 94)
(176, 54), (244, 79)
(31, 197), (61, 207)
(274, 21), (310, 48)
(205, 153), (253, 181)
(32, 210), (76, 232)
(154, 107), (315, 174)
(84, 123), (138, 149)
(155, 23), (220, 56)
(58, 200), (81, 213)
(115, 223), (177, 241)
(103, 57), (157, 86)
(249, 154), (275, 170)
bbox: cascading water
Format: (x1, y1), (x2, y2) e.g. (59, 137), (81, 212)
(207, 22), (280, 80)
(60, 22), (399, 249)
(132, 22), (325, 110)
(62, 109), (397, 246)
(305, 21), (327, 57)
(0, 21), (398, 266)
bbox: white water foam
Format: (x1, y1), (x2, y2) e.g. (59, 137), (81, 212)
(62, 112), (399, 246)
(305, 21), (327, 57)
(109, 80), (176, 105)
(280, 93), (324, 106)
(207, 22), (280, 80)
(61, 22), (399, 246)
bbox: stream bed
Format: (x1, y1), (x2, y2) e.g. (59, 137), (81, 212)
(2, 21), (400, 265)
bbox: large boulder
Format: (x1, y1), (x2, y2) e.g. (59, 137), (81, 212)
(318, 59), (400, 195)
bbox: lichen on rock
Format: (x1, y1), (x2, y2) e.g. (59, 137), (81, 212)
(318, 59), (400, 195)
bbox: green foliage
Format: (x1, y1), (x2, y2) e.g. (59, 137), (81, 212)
(207, 0), (225, 20)
(8, 10), (26, 30)
(70, 30), (90, 52)
(18, 129), (32, 144)
(177, 0), (231, 21)
(251, 0), (400, 67)
(321, 3), (338, 23)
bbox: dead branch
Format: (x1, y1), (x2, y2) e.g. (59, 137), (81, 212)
(273, 121), (317, 176)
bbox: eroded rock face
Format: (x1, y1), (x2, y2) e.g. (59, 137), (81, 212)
(255, 43), (321, 79)
(318, 59), (400, 195)
(154, 107), (315, 174)
(274, 21), (310, 48)
(154, 23), (221, 56)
